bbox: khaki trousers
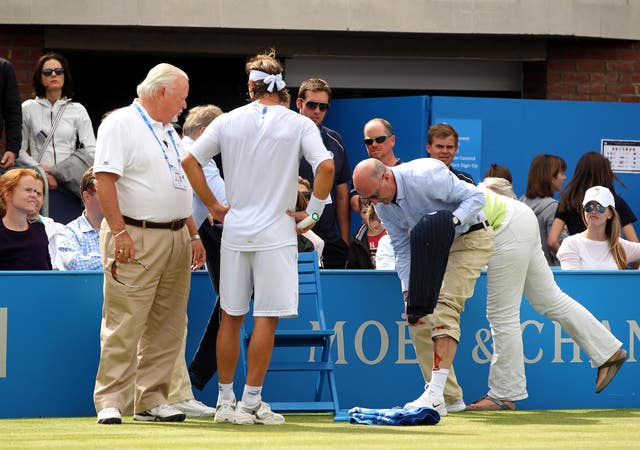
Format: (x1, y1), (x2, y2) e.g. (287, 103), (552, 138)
(94, 223), (191, 414)
(410, 227), (495, 404)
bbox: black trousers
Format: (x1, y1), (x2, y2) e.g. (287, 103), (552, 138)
(188, 220), (222, 391)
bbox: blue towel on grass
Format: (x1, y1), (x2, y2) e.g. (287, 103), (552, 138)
(348, 406), (440, 426)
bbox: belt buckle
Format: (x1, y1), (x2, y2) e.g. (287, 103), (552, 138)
(170, 219), (184, 231)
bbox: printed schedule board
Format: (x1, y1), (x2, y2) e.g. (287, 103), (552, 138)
(602, 139), (640, 173)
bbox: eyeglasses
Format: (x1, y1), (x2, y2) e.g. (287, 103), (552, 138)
(584, 202), (607, 214)
(110, 258), (149, 288)
(41, 68), (64, 76)
(364, 135), (391, 146)
(301, 191), (311, 199)
(303, 100), (329, 112)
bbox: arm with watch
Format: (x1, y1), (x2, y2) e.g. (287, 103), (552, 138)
(295, 158), (335, 231)
(186, 216), (206, 271)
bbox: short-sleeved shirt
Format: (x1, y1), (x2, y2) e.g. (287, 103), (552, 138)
(557, 233), (640, 269)
(189, 102), (332, 251)
(56, 212), (101, 270)
(0, 220), (51, 270)
(93, 100), (193, 221)
(556, 193), (637, 235)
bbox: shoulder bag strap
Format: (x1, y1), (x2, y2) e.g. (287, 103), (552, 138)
(36, 103), (68, 163)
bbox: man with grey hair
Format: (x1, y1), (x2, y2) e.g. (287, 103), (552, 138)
(93, 63), (205, 425)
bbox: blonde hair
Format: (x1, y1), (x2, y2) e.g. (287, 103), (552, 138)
(183, 105), (223, 138)
(582, 205), (627, 269)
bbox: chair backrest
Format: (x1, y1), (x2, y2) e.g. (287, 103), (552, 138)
(296, 251), (327, 330)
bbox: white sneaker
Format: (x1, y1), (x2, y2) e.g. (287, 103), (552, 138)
(214, 399), (238, 423)
(134, 404), (186, 422)
(171, 399), (215, 418)
(446, 398), (467, 413)
(97, 407), (122, 424)
(234, 401), (285, 425)
(403, 389), (448, 417)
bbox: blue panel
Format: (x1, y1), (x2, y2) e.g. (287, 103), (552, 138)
(0, 269), (638, 418)
(431, 96), (640, 217)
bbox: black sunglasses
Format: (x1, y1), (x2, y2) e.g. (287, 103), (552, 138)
(303, 100), (329, 112)
(364, 135), (391, 146)
(42, 68), (65, 76)
(301, 191), (311, 199)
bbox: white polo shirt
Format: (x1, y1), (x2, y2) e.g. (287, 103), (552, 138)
(94, 100), (193, 222)
(189, 102), (331, 251)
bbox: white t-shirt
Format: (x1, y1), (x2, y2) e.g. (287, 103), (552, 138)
(182, 135), (227, 227)
(189, 102), (331, 251)
(557, 232), (640, 269)
(93, 101), (193, 222)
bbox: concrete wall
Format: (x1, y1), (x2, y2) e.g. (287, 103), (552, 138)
(3, 0), (640, 40)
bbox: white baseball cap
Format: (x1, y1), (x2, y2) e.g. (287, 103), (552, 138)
(582, 186), (615, 208)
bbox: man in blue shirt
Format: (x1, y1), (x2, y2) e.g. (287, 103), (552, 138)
(57, 168), (102, 270)
(353, 157), (495, 417)
(297, 78), (350, 268)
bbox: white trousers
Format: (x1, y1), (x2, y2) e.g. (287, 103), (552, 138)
(485, 200), (622, 400)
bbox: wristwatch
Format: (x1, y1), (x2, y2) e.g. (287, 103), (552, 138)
(452, 215), (461, 227)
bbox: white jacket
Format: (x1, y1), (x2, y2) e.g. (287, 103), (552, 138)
(19, 97), (95, 168)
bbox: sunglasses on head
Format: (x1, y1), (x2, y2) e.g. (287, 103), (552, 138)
(364, 135), (391, 146)
(303, 100), (329, 112)
(584, 202), (607, 214)
(41, 68), (64, 76)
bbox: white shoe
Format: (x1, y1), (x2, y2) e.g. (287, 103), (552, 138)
(403, 389), (448, 417)
(214, 399), (237, 423)
(446, 398), (467, 413)
(134, 404), (186, 422)
(97, 407), (122, 424)
(171, 399), (215, 418)
(234, 401), (285, 425)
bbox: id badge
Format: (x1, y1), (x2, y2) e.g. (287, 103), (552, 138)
(171, 166), (188, 190)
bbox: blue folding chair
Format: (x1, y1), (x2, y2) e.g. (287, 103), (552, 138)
(240, 251), (340, 415)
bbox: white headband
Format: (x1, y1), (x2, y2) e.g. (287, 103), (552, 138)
(249, 70), (286, 92)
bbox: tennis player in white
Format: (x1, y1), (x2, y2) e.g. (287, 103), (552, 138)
(182, 49), (334, 425)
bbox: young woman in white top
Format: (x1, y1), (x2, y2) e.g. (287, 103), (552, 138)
(18, 52), (95, 198)
(557, 186), (640, 270)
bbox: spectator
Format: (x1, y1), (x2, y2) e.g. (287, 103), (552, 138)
(297, 78), (350, 269)
(350, 118), (402, 213)
(427, 123), (474, 184)
(0, 168), (51, 270)
(93, 63), (205, 425)
(465, 179), (627, 411)
(521, 154), (567, 266)
(17, 52), (96, 212)
(0, 57), (21, 171)
(181, 104), (226, 397)
(297, 176), (325, 265)
(548, 152), (638, 253)
(346, 198), (387, 269)
(483, 163), (517, 199)
(56, 167), (103, 270)
(183, 49), (334, 425)
(27, 170), (65, 269)
(557, 186), (640, 269)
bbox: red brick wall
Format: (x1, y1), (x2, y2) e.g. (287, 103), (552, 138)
(545, 39), (640, 102)
(0, 26), (45, 101)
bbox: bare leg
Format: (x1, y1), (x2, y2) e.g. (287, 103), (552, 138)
(216, 311), (244, 384)
(246, 317), (279, 386)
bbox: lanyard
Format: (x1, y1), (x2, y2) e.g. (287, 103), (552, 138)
(133, 102), (181, 169)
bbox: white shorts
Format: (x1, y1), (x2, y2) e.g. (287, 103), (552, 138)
(220, 245), (298, 317)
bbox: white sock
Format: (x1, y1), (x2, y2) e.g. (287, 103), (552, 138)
(241, 384), (263, 408)
(429, 369), (449, 396)
(218, 382), (235, 402)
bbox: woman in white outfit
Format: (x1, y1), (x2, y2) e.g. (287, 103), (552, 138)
(466, 179), (627, 411)
(557, 186), (640, 270)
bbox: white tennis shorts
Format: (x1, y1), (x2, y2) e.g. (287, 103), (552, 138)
(219, 245), (298, 317)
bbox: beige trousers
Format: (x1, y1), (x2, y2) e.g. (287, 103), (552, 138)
(410, 227), (495, 404)
(94, 223), (191, 414)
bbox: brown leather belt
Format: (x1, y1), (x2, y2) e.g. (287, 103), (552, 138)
(462, 220), (490, 236)
(123, 216), (187, 231)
